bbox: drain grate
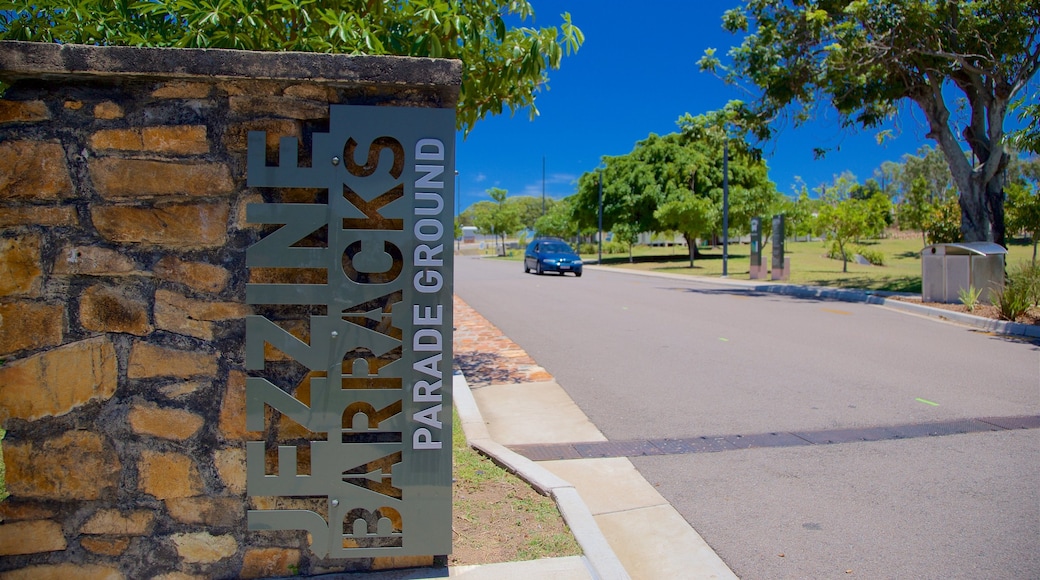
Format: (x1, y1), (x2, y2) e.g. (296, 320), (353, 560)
(507, 415), (1040, 461)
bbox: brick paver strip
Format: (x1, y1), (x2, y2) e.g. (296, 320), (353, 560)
(453, 295), (553, 386)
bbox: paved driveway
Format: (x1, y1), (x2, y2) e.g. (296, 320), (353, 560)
(454, 256), (1040, 579)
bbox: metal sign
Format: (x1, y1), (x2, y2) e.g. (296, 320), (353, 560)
(243, 105), (454, 558)
(771, 214), (785, 268)
(749, 216), (762, 269)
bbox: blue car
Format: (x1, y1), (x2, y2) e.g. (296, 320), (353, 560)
(524, 238), (583, 277)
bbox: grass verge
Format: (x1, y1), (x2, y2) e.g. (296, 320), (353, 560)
(496, 236), (1035, 294)
(451, 408), (581, 565)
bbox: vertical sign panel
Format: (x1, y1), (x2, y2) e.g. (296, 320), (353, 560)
(243, 105), (455, 558)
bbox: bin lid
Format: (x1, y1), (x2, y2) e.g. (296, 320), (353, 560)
(921, 242), (1008, 256)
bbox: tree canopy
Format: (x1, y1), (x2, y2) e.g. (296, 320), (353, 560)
(570, 108), (779, 253)
(0, 0), (583, 134)
(700, 0), (1040, 246)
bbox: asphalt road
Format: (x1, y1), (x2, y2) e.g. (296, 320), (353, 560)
(454, 256), (1040, 580)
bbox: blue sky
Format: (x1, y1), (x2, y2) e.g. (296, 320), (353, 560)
(454, 0), (936, 213)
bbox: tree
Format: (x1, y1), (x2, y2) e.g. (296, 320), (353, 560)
(897, 178), (934, 245)
(1006, 154), (1040, 260)
(899, 145), (954, 205)
(701, 1), (1040, 246)
(813, 199), (872, 273)
(534, 198), (575, 239)
(654, 195), (718, 267)
(813, 173), (889, 272)
(509, 195), (553, 231)
(570, 107), (777, 253)
(1006, 182), (1040, 261)
(923, 197), (962, 244)
(0, 0), (583, 134)
(471, 187), (521, 255)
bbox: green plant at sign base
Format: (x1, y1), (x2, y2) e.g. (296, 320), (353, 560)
(991, 285), (1030, 321)
(958, 285), (983, 312)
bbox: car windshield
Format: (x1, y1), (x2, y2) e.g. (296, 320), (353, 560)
(541, 243), (572, 253)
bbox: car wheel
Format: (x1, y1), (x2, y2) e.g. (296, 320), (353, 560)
(575, 270), (582, 277)
(524, 263), (530, 273)
(536, 262), (544, 275)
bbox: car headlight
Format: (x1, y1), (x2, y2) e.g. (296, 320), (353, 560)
(541, 258), (556, 264)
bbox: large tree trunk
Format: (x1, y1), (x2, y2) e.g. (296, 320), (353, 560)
(684, 233), (695, 267)
(914, 78), (1011, 247)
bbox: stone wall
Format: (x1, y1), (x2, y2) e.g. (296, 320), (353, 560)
(0, 41), (459, 579)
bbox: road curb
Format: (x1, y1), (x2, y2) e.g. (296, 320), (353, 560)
(452, 372), (631, 580)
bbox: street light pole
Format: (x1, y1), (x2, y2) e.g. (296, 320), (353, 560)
(597, 170), (604, 265)
(542, 156), (546, 217)
(722, 136), (730, 277)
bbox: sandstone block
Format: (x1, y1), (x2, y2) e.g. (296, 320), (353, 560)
(92, 202), (230, 248)
(0, 205), (78, 227)
(240, 547), (301, 579)
(169, 531), (237, 564)
(89, 128), (142, 151)
(152, 81), (213, 99)
(80, 536), (130, 556)
(0, 300), (63, 356)
(217, 80), (281, 97)
(138, 450), (203, 500)
(63, 100), (83, 110)
(89, 158), (232, 199)
(165, 497), (241, 527)
(219, 370), (265, 441)
(0, 141), (74, 200)
(4, 430), (120, 501)
(213, 446), (246, 494)
(80, 509), (155, 535)
(234, 192), (264, 230)
(93, 101), (124, 120)
(0, 564), (124, 580)
(284, 84), (338, 102)
(223, 119), (301, 153)
(128, 402), (204, 440)
(0, 100), (50, 123)
(52, 246), (137, 276)
(90, 126), (209, 155)
(0, 501), (56, 522)
(154, 288), (250, 340)
(79, 284), (152, 336)
(142, 125), (209, 155)
(127, 341), (217, 380)
(229, 95), (328, 120)
(0, 336), (117, 422)
(0, 234), (42, 297)
(153, 256), (229, 294)
(158, 379), (208, 399)
(0, 520), (66, 556)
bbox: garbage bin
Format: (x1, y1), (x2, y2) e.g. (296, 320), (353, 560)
(921, 242), (1007, 303)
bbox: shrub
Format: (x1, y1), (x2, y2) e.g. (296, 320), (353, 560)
(855, 246), (886, 266)
(958, 285), (982, 312)
(826, 242), (885, 266)
(1009, 260), (1040, 307)
(991, 283), (1030, 321)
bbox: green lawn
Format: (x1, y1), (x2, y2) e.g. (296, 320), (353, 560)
(578, 237), (1036, 294)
